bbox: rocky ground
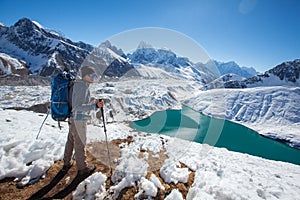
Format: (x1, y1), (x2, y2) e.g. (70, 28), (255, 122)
(0, 137), (195, 200)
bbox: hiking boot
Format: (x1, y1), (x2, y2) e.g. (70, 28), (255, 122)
(78, 165), (96, 176)
(62, 161), (73, 172)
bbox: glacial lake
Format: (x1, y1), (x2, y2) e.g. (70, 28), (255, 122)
(131, 105), (300, 165)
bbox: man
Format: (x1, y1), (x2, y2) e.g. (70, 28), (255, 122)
(62, 66), (103, 176)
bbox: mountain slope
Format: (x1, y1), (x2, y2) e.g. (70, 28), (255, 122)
(205, 59), (300, 89)
(245, 59), (300, 87)
(1, 18), (259, 86)
(0, 18), (94, 76)
(212, 60), (258, 78)
(128, 43), (217, 83)
(0, 52), (28, 75)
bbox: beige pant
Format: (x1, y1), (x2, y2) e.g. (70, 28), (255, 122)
(63, 120), (88, 171)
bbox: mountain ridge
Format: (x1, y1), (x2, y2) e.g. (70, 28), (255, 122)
(0, 18), (299, 88)
(0, 18), (93, 76)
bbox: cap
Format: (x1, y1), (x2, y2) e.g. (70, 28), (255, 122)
(80, 66), (97, 78)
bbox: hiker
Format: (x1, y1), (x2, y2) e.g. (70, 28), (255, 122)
(62, 66), (104, 176)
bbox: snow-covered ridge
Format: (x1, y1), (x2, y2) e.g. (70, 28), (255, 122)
(128, 43), (191, 68)
(186, 86), (300, 148)
(213, 60), (258, 78)
(0, 53), (28, 75)
(4, 18), (295, 90)
(204, 59), (300, 89)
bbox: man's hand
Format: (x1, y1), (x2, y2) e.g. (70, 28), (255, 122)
(96, 99), (104, 108)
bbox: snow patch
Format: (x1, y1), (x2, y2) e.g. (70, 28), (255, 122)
(165, 189), (184, 200)
(73, 172), (107, 200)
(160, 158), (190, 184)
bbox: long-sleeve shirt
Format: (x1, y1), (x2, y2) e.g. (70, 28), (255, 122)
(69, 79), (95, 120)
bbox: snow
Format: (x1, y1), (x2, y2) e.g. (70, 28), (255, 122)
(150, 173), (165, 190)
(186, 86), (300, 147)
(185, 142), (300, 200)
(106, 48), (127, 63)
(160, 158), (190, 184)
(165, 189), (184, 200)
(0, 109), (66, 185)
(0, 24), (84, 75)
(73, 172), (107, 200)
(0, 79), (300, 199)
(135, 177), (157, 198)
(248, 73), (300, 87)
(0, 53), (27, 75)
(32, 21), (44, 29)
(60, 40), (85, 51)
(0, 36), (49, 73)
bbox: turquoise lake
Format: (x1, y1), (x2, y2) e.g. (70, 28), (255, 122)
(131, 106), (300, 165)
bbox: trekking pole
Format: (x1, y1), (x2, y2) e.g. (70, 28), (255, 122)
(36, 106), (50, 140)
(101, 106), (113, 174)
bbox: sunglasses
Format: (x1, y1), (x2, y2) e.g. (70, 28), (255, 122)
(88, 73), (98, 79)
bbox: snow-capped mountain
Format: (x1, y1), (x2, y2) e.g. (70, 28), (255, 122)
(192, 59), (258, 85)
(205, 59), (300, 89)
(0, 18), (208, 83)
(3, 17), (298, 89)
(129, 41), (192, 68)
(95, 40), (126, 66)
(204, 73), (246, 90)
(127, 41), (217, 83)
(82, 40), (136, 79)
(0, 18), (139, 80)
(245, 59), (300, 87)
(0, 18), (261, 86)
(212, 60), (258, 78)
(0, 18), (94, 76)
(102, 56), (139, 79)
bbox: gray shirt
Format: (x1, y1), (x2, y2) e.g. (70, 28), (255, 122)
(69, 79), (95, 120)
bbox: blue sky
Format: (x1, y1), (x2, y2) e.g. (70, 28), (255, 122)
(0, 0), (299, 72)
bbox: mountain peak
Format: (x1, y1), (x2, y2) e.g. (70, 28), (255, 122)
(99, 40), (113, 48)
(0, 18), (96, 76)
(137, 41), (153, 49)
(12, 17), (45, 35)
(99, 40), (125, 56)
(267, 59), (300, 83)
(212, 60), (257, 78)
(14, 18), (35, 28)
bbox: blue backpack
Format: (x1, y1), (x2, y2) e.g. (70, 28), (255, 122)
(36, 70), (75, 139)
(50, 71), (75, 122)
